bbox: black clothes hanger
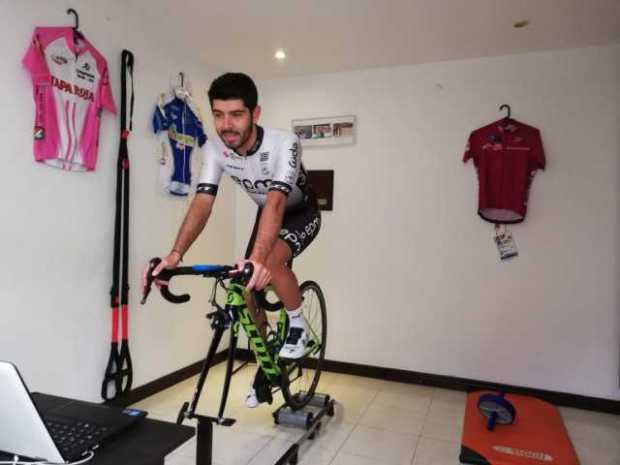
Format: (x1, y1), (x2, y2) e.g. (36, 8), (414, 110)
(499, 104), (511, 120)
(67, 8), (85, 42)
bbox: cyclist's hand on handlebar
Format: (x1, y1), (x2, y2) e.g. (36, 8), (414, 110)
(142, 252), (181, 294)
(236, 259), (271, 291)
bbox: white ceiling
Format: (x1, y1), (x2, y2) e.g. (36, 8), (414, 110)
(129, 0), (620, 79)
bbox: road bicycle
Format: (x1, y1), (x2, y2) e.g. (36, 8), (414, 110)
(142, 258), (328, 426)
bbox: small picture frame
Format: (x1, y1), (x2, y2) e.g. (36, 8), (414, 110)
(307, 170), (334, 211)
(292, 115), (355, 147)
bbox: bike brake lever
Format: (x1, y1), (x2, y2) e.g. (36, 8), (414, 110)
(141, 257), (161, 304)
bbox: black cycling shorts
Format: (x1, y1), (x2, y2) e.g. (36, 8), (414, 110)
(245, 197), (321, 260)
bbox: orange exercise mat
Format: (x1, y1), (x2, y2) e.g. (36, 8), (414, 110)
(460, 391), (579, 465)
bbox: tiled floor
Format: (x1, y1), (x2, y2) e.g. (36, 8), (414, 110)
(131, 363), (620, 465)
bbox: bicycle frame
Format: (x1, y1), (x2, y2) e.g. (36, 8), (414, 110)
(181, 279), (285, 424)
(232, 283), (321, 385)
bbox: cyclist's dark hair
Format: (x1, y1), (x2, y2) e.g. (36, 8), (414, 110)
(208, 73), (258, 112)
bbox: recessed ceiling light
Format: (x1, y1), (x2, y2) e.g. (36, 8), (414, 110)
(274, 49), (286, 60)
(513, 20), (530, 28)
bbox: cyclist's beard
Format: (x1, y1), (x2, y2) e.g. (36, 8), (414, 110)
(219, 124), (252, 151)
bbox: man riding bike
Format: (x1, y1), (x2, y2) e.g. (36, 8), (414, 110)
(142, 73), (321, 407)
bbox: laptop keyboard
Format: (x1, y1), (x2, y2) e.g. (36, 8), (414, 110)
(44, 416), (108, 458)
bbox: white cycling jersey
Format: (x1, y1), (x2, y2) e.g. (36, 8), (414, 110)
(197, 126), (311, 210)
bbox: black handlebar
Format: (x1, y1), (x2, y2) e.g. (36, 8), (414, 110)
(141, 258), (253, 305)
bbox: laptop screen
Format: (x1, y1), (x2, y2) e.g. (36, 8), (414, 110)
(0, 361), (65, 462)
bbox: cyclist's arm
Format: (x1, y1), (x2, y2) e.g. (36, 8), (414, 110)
(168, 140), (223, 263)
(249, 190), (287, 263)
(144, 143), (222, 285)
(170, 192), (216, 261)
(145, 192), (215, 285)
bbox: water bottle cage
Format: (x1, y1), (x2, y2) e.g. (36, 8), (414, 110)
(206, 303), (231, 329)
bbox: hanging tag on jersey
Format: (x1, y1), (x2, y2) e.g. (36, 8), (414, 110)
(494, 224), (518, 261)
(156, 132), (172, 192)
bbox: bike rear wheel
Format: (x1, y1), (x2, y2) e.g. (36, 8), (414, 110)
(280, 280), (327, 410)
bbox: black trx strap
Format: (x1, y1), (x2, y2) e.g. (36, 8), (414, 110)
(102, 50), (134, 401)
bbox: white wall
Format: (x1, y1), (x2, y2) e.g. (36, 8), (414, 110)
(0, 0), (235, 401)
(2, 1), (618, 403)
(236, 44), (620, 400)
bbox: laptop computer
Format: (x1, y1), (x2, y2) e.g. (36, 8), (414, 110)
(0, 361), (147, 463)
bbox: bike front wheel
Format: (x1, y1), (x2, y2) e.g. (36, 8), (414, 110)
(280, 280), (327, 410)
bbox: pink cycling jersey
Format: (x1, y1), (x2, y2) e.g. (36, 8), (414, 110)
(22, 27), (116, 171)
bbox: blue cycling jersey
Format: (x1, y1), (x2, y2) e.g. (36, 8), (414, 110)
(152, 97), (207, 196)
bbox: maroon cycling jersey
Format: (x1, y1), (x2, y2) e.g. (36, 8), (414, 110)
(463, 118), (545, 224)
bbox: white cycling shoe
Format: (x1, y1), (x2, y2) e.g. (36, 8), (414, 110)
(245, 387), (259, 408)
(278, 326), (308, 360)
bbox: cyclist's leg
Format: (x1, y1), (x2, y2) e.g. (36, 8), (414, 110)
(271, 202), (321, 359)
(244, 201), (321, 405)
(245, 292), (268, 338)
(266, 239), (301, 309)
(245, 239), (300, 340)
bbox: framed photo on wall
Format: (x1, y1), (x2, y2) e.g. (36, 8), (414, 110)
(292, 115), (355, 147)
(307, 170), (334, 211)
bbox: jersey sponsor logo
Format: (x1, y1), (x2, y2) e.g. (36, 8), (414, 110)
(482, 142), (504, 151)
(299, 215), (320, 241)
(280, 214), (320, 256)
(260, 152), (270, 175)
(506, 146), (530, 151)
(296, 167), (307, 188)
(225, 163), (243, 171)
(51, 76), (94, 101)
(222, 150), (242, 159)
(33, 126), (45, 140)
(288, 142), (299, 168)
(76, 67), (96, 83)
(280, 228), (301, 254)
(230, 176), (272, 193)
(167, 125), (196, 147)
(52, 55), (68, 65)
